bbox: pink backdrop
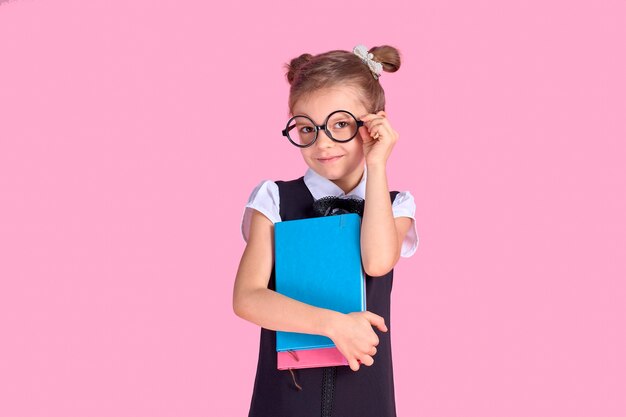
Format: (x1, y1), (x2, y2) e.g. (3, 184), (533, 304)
(1, 1), (624, 416)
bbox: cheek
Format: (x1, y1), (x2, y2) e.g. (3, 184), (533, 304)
(344, 141), (364, 159)
(352, 136), (364, 149)
(300, 148), (314, 160)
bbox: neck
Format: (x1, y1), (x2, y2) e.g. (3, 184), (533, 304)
(331, 163), (365, 194)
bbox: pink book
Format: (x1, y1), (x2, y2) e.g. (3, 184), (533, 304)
(277, 347), (349, 370)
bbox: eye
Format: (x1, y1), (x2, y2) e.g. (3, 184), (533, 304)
(333, 121), (350, 129)
(300, 126), (314, 133)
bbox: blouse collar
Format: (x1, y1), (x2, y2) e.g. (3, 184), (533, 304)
(303, 165), (367, 200)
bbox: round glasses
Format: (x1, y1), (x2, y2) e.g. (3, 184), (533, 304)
(281, 110), (364, 148)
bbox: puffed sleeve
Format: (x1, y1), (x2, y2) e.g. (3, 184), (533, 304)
(241, 179), (281, 243)
(391, 191), (419, 257)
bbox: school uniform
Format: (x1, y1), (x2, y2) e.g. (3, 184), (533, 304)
(240, 166), (419, 417)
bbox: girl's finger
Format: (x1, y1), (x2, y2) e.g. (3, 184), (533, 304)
(358, 126), (371, 141)
(364, 311), (388, 332)
(359, 354), (374, 367)
(366, 121), (386, 132)
(349, 358), (360, 372)
(366, 122), (392, 139)
(360, 114), (384, 125)
(364, 117), (385, 129)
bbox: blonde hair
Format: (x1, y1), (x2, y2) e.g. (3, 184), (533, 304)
(284, 45), (401, 115)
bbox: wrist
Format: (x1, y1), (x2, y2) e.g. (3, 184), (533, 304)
(319, 309), (344, 338)
(365, 160), (387, 172)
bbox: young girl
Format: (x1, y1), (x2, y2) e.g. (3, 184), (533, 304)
(233, 44), (419, 417)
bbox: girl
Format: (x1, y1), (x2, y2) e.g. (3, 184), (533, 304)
(233, 44), (419, 417)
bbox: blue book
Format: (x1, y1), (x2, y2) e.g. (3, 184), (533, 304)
(274, 213), (366, 352)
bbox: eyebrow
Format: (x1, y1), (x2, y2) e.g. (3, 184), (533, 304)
(291, 112), (322, 125)
(291, 111), (356, 119)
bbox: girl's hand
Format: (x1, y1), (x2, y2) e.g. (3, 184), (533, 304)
(326, 311), (388, 371)
(359, 111), (399, 167)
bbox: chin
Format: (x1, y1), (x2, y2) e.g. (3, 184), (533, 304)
(313, 164), (346, 178)
(305, 155), (361, 180)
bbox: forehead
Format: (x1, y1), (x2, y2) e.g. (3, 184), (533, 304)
(292, 87), (368, 120)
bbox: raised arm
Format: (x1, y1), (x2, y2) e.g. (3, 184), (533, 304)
(360, 163), (413, 276)
(359, 111), (413, 277)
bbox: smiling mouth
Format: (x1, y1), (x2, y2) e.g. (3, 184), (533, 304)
(317, 155), (343, 162)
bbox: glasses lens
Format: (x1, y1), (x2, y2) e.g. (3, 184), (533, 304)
(287, 116), (316, 146)
(327, 111), (358, 141)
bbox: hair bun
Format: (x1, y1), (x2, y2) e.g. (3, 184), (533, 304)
(285, 53), (314, 85)
(369, 45), (401, 73)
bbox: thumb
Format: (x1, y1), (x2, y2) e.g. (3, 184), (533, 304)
(359, 125), (372, 140)
(364, 311), (388, 332)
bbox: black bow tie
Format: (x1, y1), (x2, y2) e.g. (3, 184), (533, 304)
(311, 196), (365, 217)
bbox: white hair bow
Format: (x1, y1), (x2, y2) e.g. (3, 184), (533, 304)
(353, 44), (383, 80)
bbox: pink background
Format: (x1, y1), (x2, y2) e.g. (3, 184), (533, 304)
(1, 1), (624, 416)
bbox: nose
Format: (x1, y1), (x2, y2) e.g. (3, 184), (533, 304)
(315, 128), (335, 148)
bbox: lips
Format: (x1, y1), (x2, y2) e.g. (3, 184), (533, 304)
(317, 155), (343, 163)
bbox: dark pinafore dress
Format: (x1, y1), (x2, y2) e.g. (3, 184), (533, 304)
(247, 176), (400, 417)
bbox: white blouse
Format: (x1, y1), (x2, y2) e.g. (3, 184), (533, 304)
(241, 166), (419, 258)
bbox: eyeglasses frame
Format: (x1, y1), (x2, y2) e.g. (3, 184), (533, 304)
(281, 109), (365, 148)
